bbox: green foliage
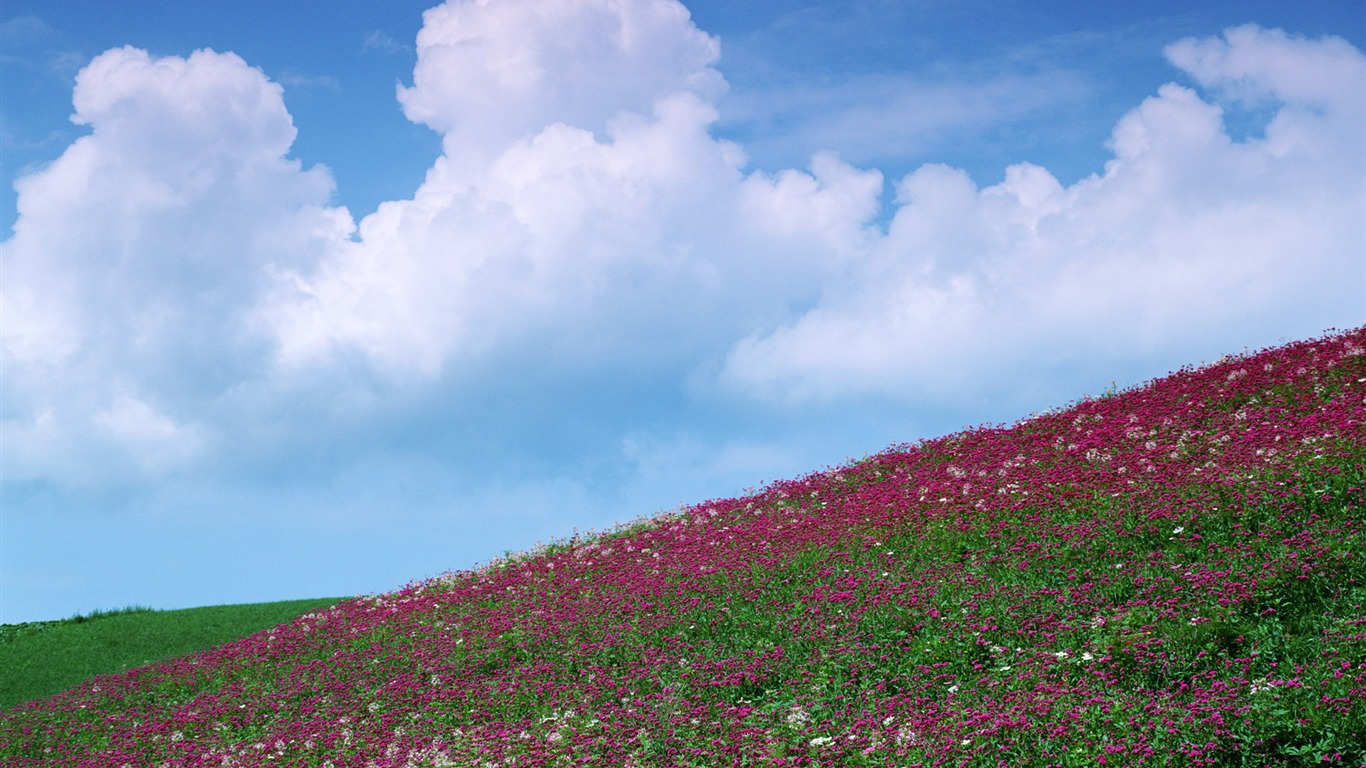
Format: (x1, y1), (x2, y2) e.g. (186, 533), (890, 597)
(0, 597), (344, 711)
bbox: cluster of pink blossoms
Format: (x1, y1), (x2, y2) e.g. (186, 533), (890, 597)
(2, 327), (1363, 766)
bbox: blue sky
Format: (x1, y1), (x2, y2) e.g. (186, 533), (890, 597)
(2, 0), (1363, 623)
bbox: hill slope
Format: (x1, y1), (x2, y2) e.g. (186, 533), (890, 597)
(2, 328), (1364, 766)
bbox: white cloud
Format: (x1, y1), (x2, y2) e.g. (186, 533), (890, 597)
(264, 0), (878, 378)
(2, 9), (1361, 498)
(264, 91), (733, 376)
(396, 0), (726, 176)
(1165, 24), (1365, 110)
(720, 25), (1366, 403)
(1, 46), (349, 484)
(91, 394), (208, 474)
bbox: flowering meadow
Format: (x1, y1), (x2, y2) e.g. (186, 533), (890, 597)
(2, 328), (1364, 767)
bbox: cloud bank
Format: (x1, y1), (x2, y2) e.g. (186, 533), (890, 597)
(722, 26), (1365, 402)
(3, 0), (1363, 498)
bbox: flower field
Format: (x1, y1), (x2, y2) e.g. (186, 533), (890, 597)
(2, 328), (1363, 767)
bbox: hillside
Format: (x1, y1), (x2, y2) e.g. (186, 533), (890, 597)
(2, 328), (1363, 766)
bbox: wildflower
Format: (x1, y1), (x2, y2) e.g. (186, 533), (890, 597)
(1172, 526), (1185, 534)
(810, 736), (834, 747)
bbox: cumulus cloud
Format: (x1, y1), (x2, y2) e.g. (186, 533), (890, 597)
(2, 5), (1361, 498)
(396, 0), (726, 175)
(263, 0), (873, 379)
(720, 24), (1366, 402)
(2, 46), (349, 484)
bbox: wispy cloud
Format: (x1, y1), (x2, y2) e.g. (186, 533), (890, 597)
(0, 14), (84, 77)
(716, 68), (1092, 172)
(362, 29), (410, 55)
(0, 15), (60, 50)
(276, 70), (342, 93)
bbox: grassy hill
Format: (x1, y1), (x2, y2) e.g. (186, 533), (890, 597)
(1, 328), (1362, 766)
(0, 599), (346, 712)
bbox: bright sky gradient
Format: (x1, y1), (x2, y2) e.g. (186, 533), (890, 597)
(2, 0), (1363, 623)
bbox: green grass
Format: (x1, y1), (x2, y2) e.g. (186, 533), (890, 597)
(0, 598), (345, 711)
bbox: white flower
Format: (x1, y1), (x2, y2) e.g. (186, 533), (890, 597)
(1173, 526), (1185, 534)
(810, 736), (834, 747)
